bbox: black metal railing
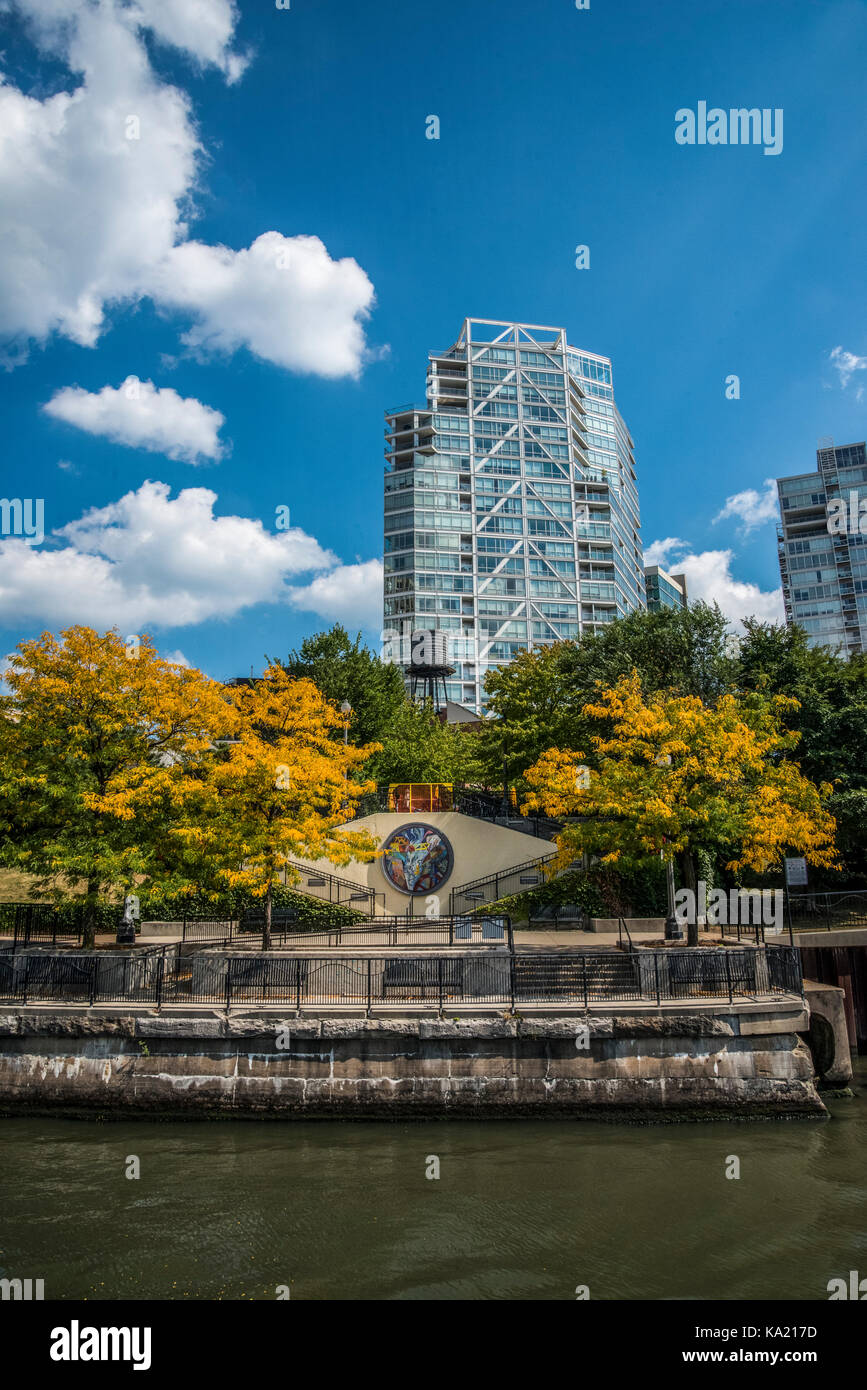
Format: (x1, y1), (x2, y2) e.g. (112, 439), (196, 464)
(731, 917), (767, 945)
(454, 790), (563, 840)
(785, 890), (867, 934)
(1, 903), (86, 947)
(283, 861), (385, 916)
(449, 853), (559, 915)
(527, 903), (586, 930)
(179, 917), (239, 941)
(176, 913), (513, 951)
(250, 913), (514, 951)
(0, 944), (804, 1012)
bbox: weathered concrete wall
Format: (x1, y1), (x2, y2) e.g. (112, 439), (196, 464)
(803, 980), (853, 1085)
(0, 1008), (825, 1120)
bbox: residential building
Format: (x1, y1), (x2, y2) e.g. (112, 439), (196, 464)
(644, 565), (688, 612)
(776, 440), (867, 656)
(383, 318), (645, 711)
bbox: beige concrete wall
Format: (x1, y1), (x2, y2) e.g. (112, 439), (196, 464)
(290, 812), (556, 916)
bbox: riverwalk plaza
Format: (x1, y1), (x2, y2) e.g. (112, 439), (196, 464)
(0, 776), (856, 1120)
(383, 319), (646, 711)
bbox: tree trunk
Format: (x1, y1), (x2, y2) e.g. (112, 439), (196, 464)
(83, 874), (99, 949)
(679, 850), (699, 947)
(263, 881), (272, 953)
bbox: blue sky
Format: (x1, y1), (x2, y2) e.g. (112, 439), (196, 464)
(1, 0), (865, 678)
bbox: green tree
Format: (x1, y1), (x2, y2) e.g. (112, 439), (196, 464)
(738, 620), (867, 879)
(480, 604), (735, 788)
(562, 602), (733, 705)
(367, 699), (484, 788)
(0, 627), (229, 945)
(479, 643), (584, 789)
(279, 625), (407, 747)
(523, 673), (838, 946)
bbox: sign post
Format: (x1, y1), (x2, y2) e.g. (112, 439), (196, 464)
(784, 859), (808, 947)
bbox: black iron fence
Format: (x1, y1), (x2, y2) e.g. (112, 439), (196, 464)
(179, 918), (240, 942)
(0, 904), (85, 947)
(785, 890), (867, 933)
(529, 903), (586, 929)
(251, 914), (514, 951)
(0, 944), (803, 1012)
(176, 913), (513, 949)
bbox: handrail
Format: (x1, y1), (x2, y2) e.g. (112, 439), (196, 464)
(448, 851), (558, 912)
(215, 912), (513, 951)
(284, 861), (386, 915)
(617, 916), (635, 952)
(785, 888), (867, 937)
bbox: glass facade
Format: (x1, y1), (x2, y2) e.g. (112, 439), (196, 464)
(383, 318), (645, 711)
(644, 565), (688, 612)
(776, 441), (867, 656)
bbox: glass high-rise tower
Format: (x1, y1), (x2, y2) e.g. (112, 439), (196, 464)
(776, 440), (867, 656)
(383, 318), (645, 711)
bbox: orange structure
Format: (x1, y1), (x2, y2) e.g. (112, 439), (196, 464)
(387, 783), (453, 813)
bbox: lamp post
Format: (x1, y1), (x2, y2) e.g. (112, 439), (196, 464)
(663, 850), (682, 941)
(655, 753), (683, 941)
(340, 700), (351, 815)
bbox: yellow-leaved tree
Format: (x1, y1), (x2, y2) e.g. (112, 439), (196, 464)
(522, 672), (838, 945)
(174, 665), (381, 949)
(0, 627), (231, 945)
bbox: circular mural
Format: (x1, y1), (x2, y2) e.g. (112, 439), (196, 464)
(380, 823), (454, 895)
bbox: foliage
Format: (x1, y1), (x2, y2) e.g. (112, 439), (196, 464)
(0, 627), (229, 944)
(478, 643), (582, 787)
(170, 665), (381, 947)
(279, 625), (407, 748)
(523, 672), (838, 944)
(479, 604), (735, 786)
(480, 861), (668, 924)
(139, 884), (363, 928)
(738, 620), (867, 880)
(563, 601), (733, 703)
(365, 697), (484, 787)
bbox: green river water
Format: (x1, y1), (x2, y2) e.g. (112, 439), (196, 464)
(1, 1063), (865, 1301)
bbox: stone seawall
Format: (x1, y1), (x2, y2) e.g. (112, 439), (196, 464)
(0, 1005), (825, 1119)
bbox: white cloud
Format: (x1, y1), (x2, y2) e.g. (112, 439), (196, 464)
(130, 0), (250, 83)
(287, 560), (384, 630)
(643, 538), (784, 629)
(0, 1), (375, 375)
(43, 379), (227, 463)
(154, 234), (374, 379)
(712, 478), (779, 534)
(0, 481), (380, 633)
(160, 648), (192, 667)
(643, 537), (683, 568)
(830, 345), (867, 395)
